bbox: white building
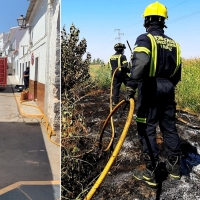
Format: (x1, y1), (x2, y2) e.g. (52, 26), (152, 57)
(3, 27), (26, 75)
(0, 32), (9, 56)
(17, 0), (60, 132)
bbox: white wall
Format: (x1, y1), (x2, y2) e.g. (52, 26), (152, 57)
(18, 29), (30, 84)
(18, 0), (48, 85)
(29, 43), (46, 83)
(13, 52), (19, 82)
(46, 0), (60, 130)
(30, 0), (47, 45)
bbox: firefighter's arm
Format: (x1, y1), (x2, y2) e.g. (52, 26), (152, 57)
(130, 52), (150, 80)
(121, 55), (130, 73)
(130, 34), (151, 81)
(125, 80), (138, 101)
(23, 73), (29, 77)
(108, 59), (112, 78)
(170, 63), (182, 86)
(170, 44), (182, 86)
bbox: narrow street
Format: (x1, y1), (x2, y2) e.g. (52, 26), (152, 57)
(0, 76), (60, 200)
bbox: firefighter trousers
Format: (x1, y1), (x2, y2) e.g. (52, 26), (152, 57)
(135, 78), (181, 159)
(112, 72), (128, 104)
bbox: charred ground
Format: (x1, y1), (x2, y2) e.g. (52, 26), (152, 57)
(62, 89), (200, 200)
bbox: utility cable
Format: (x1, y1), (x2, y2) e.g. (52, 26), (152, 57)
(168, 10), (200, 24)
(168, 0), (189, 10)
(93, 0), (195, 52)
(92, 32), (115, 53)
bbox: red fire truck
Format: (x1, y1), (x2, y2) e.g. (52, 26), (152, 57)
(0, 57), (7, 88)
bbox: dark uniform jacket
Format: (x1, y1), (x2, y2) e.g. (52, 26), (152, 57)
(128, 25), (181, 87)
(23, 69), (29, 81)
(109, 52), (129, 78)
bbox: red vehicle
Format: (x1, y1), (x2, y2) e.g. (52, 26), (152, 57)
(0, 57), (7, 88)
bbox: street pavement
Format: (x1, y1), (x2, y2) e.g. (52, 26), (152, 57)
(0, 76), (60, 200)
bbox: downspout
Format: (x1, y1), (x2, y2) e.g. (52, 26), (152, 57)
(29, 27), (32, 47)
(44, 0), (53, 115)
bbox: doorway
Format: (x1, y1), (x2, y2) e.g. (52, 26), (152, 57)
(34, 57), (38, 100)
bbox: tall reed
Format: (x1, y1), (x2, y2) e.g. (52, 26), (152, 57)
(176, 58), (200, 113)
(90, 58), (200, 114)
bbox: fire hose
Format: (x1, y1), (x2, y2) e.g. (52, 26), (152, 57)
(84, 98), (134, 200)
(84, 63), (135, 199)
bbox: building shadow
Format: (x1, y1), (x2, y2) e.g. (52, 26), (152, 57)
(0, 121), (60, 199)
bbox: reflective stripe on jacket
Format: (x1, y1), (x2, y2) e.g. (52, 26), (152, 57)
(133, 33), (181, 78)
(109, 53), (128, 72)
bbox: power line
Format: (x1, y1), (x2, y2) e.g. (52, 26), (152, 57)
(123, 8), (200, 37)
(93, 1), (198, 55)
(91, 31), (115, 54)
(168, 9), (200, 23)
(168, 0), (189, 10)
(122, 0), (190, 30)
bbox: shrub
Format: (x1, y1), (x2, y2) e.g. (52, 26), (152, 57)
(61, 24), (96, 199)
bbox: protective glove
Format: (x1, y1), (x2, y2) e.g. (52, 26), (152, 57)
(122, 62), (130, 73)
(125, 86), (135, 101)
(122, 67), (130, 74)
(126, 67), (130, 73)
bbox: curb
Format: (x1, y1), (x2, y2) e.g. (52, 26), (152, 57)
(0, 180), (60, 195)
(13, 92), (43, 118)
(13, 91), (60, 147)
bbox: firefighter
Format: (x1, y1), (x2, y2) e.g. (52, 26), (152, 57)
(109, 43), (130, 106)
(125, 1), (182, 187)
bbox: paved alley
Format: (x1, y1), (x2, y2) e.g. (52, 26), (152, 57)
(0, 76), (60, 200)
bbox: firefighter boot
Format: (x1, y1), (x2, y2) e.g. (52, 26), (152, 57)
(133, 157), (160, 188)
(166, 156), (181, 179)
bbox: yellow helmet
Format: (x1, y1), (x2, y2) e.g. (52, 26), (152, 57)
(143, 1), (168, 19)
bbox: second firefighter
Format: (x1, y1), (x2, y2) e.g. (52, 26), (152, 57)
(109, 43), (130, 106)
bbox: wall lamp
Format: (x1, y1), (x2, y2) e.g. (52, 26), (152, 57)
(17, 15), (31, 29)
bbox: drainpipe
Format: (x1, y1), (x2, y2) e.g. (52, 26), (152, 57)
(44, 0), (53, 115)
(29, 27), (32, 47)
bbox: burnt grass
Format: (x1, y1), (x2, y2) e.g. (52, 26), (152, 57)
(63, 89), (200, 200)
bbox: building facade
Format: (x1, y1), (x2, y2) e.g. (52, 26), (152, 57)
(0, 33), (9, 56)
(3, 27), (26, 76)
(16, 0), (60, 132)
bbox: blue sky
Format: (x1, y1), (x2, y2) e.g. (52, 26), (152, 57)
(0, 1), (29, 33)
(62, 0), (200, 63)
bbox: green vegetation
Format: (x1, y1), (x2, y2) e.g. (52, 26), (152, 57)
(90, 59), (200, 114)
(89, 64), (111, 88)
(61, 24), (95, 199)
(176, 58), (200, 113)
(91, 58), (105, 65)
